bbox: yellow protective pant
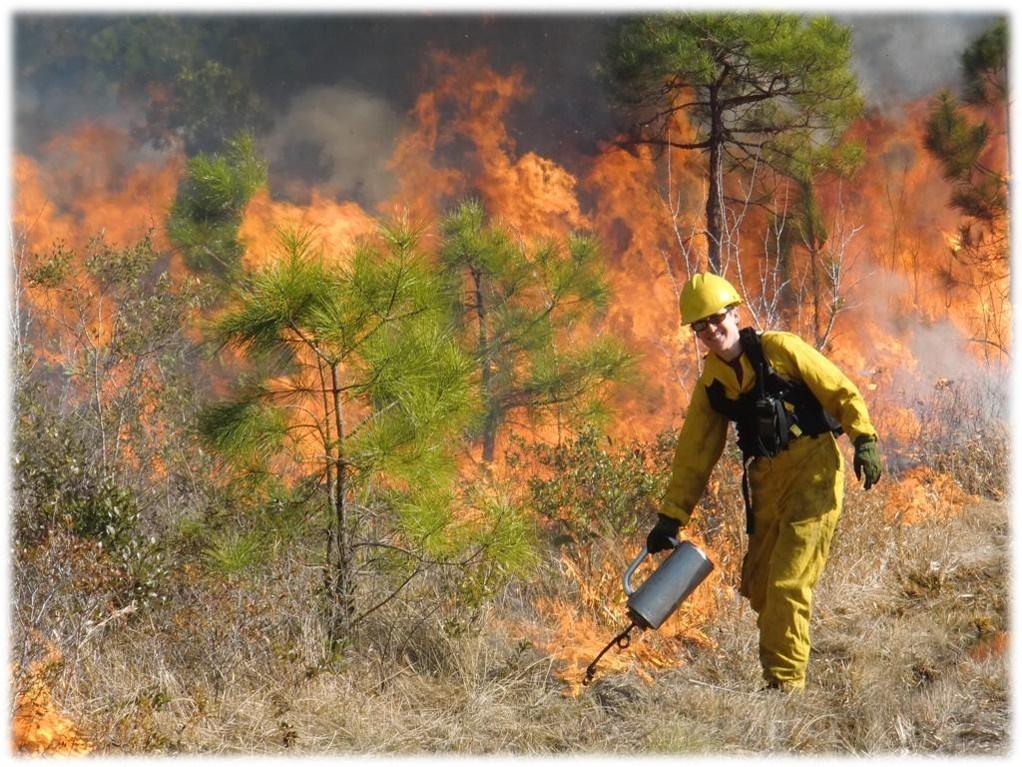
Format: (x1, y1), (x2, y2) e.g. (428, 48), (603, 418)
(739, 432), (843, 690)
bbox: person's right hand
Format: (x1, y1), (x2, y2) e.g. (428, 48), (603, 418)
(645, 514), (681, 554)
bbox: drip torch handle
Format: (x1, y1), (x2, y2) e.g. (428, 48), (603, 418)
(623, 538), (678, 595)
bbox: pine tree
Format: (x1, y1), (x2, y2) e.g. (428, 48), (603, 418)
(167, 133), (267, 279)
(924, 19), (1008, 238)
(439, 199), (632, 463)
(923, 19), (1009, 358)
(603, 13), (863, 273)
(199, 222), (482, 647)
(961, 19), (1008, 108)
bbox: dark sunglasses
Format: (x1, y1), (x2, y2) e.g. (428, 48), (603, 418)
(691, 309), (731, 334)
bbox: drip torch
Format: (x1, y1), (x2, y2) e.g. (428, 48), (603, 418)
(582, 539), (713, 686)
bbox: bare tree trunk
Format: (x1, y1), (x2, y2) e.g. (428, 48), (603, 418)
(317, 358), (340, 646)
(328, 361), (355, 648)
(471, 267), (499, 462)
(661, 146), (706, 379)
(809, 246), (822, 345)
(705, 85), (724, 274)
(706, 141), (723, 274)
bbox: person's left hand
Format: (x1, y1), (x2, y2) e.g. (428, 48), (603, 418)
(853, 435), (882, 490)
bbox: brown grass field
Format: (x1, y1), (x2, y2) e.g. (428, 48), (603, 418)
(11, 470), (1009, 756)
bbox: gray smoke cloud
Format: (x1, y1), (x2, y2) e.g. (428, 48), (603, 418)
(260, 85), (400, 207)
(855, 264), (1009, 428)
(835, 13), (1004, 112)
(15, 77), (125, 154)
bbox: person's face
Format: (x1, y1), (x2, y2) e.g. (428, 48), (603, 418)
(693, 306), (741, 360)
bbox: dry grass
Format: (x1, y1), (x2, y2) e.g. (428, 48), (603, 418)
(11, 482), (1010, 756)
(641, 488), (1009, 756)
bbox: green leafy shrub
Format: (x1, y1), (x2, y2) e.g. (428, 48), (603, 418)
(509, 426), (675, 548)
(12, 412), (168, 606)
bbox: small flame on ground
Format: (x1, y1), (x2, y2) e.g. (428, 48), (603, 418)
(523, 533), (720, 697)
(969, 631), (1008, 663)
(11, 646), (92, 755)
(881, 465), (978, 525)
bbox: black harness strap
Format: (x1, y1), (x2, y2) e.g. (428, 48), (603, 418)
(741, 456), (755, 536)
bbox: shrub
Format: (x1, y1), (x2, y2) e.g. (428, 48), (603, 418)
(509, 427), (675, 548)
(12, 409), (169, 606)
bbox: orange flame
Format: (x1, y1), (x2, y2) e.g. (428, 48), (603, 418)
(11, 646), (92, 755)
(14, 121), (183, 256)
(239, 188), (377, 268)
(384, 50), (587, 239)
(829, 99), (1010, 366)
(521, 530), (722, 697)
(585, 138), (705, 441)
(880, 465), (979, 525)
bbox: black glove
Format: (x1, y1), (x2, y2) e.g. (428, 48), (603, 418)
(853, 435), (883, 491)
(645, 514), (680, 554)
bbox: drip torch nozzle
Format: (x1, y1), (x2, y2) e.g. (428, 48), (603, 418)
(581, 622), (637, 687)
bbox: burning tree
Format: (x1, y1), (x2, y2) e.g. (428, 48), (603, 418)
(439, 199), (632, 462)
(603, 12), (864, 275)
(924, 19), (1009, 359)
(199, 222), (528, 647)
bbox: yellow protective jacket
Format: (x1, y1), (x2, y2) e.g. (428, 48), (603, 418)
(661, 330), (876, 526)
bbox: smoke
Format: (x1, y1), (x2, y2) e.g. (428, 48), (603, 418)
(898, 315), (1009, 435)
(15, 76), (128, 155)
(856, 265), (1009, 424)
(835, 13), (1004, 113)
(260, 85), (400, 206)
(14, 13), (999, 169)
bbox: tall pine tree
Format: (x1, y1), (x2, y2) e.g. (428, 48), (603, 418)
(604, 13), (863, 273)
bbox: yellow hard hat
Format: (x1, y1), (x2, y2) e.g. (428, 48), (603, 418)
(679, 273), (742, 324)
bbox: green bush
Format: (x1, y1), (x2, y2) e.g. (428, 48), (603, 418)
(12, 409), (168, 606)
(509, 427), (676, 548)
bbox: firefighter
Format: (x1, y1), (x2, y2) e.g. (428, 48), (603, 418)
(647, 273), (882, 691)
